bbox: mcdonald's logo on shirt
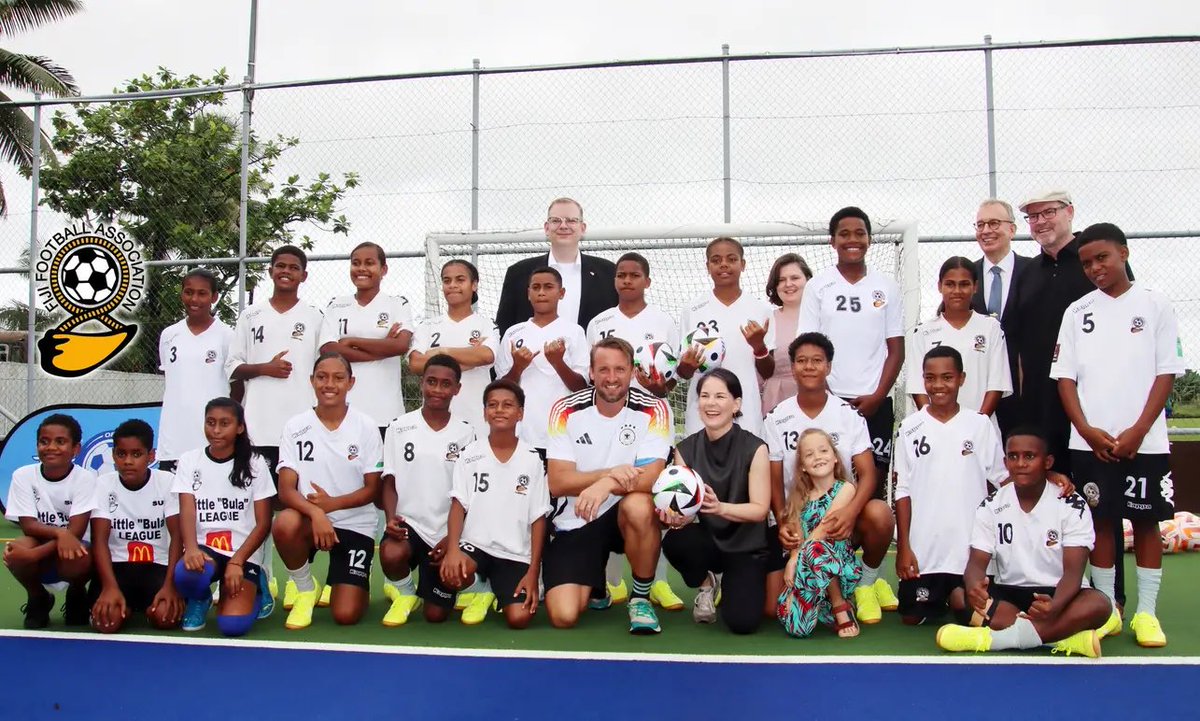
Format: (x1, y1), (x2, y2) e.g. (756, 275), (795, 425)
(127, 541), (155, 564)
(205, 530), (233, 553)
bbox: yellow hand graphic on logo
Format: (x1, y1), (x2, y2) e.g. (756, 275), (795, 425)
(38, 324), (138, 377)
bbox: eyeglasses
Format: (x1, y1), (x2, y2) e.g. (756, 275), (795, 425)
(1023, 204), (1070, 223)
(547, 216), (582, 227)
(974, 219), (1014, 231)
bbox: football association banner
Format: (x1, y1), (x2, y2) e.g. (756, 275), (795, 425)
(0, 403), (162, 514)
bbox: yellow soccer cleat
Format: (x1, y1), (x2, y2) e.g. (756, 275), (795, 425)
(854, 584), (882, 624)
(1130, 612), (1167, 648)
(607, 579), (629, 605)
(462, 592), (496, 625)
(454, 592), (476, 611)
(1051, 629), (1102, 658)
(382, 594), (422, 627)
(936, 624), (993, 653)
(268, 576), (279, 600)
(1098, 610), (1123, 639)
(285, 587), (320, 630)
(283, 579), (298, 610)
(649, 580), (685, 611)
(317, 584), (332, 608)
(873, 578), (900, 612)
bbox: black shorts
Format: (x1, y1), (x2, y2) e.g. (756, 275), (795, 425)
(1072, 451), (1174, 521)
(156, 460), (178, 474)
(543, 505), (624, 591)
(989, 584), (1057, 613)
(202, 546), (263, 588)
(251, 446), (280, 487)
(898, 573), (964, 621)
(765, 529), (788, 573)
(460, 543), (532, 607)
(88, 563), (168, 612)
(381, 522), (456, 607)
(308, 528), (374, 590)
(842, 395), (894, 500)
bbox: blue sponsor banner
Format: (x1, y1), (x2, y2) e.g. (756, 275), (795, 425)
(0, 403), (162, 513)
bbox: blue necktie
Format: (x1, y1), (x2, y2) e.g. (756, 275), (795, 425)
(987, 266), (1003, 316)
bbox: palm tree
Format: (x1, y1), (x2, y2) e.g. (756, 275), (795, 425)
(0, 0), (82, 214)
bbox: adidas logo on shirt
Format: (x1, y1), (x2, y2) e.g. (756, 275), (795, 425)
(575, 433), (593, 445)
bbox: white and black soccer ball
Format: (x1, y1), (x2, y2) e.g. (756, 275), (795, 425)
(685, 329), (726, 374)
(60, 246), (120, 307)
(633, 341), (679, 385)
(652, 465), (705, 519)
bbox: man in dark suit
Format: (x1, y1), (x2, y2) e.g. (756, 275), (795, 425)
(969, 198), (1031, 438)
(495, 197), (618, 335)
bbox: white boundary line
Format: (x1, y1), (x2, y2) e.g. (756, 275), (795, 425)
(1, 629), (1197, 666)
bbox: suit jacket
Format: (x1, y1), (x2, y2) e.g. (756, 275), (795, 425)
(971, 251), (1031, 435)
(970, 251), (1031, 328)
(494, 252), (619, 335)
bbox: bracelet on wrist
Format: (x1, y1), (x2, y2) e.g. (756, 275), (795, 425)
(752, 347), (770, 360)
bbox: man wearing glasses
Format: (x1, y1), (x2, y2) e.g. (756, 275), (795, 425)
(970, 199), (1030, 436)
(495, 198), (619, 335)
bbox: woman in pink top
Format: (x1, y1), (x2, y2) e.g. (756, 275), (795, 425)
(761, 253), (812, 415)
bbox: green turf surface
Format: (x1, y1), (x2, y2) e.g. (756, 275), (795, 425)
(2, 517), (1196, 658)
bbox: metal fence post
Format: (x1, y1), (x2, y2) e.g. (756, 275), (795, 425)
(471, 58), (481, 234)
(984, 34), (997, 198)
(721, 44), (732, 223)
(26, 93), (41, 414)
(237, 0), (259, 313)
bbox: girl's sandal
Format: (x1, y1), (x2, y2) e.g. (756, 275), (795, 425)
(832, 602), (859, 638)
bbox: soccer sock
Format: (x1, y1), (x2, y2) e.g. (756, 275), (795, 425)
(260, 534), (275, 582)
(287, 562), (316, 594)
(631, 574), (653, 600)
(1091, 565), (1116, 603)
(990, 617), (1042, 650)
(1135, 566), (1162, 617)
(388, 574), (416, 596)
(605, 553), (624, 586)
(859, 563), (880, 589)
(655, 551), (669, 583)
(461, 575), (490, 596)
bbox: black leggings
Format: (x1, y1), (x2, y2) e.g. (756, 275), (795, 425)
(662, 523), (767, 635)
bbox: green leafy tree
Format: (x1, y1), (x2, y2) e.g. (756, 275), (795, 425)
(37, 68), (358, 373)
(0, 0), (83, 214)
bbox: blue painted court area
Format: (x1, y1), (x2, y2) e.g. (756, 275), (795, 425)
(1, 633), (1194, 721)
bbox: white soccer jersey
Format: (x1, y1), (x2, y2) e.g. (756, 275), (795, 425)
(319, 293), (415, 427)
(1050, 285), (1185, 455)
(797, 267), (904, 398)
(225, 300), (324, 448)
(410, 313), (499, 436)
(451, 439), (551, 563)
(495, 316), (590, 449)
(546, 388), (671, 531)
(763, 393), (872, 497)
(158, 319), (234, 461)
(92, 470), (179, 566)
(894, 407), (1006, 576)
(586, 304), (681, 395)
(278, 408), (384, 539)
(5, 464), (96, 541)
(172, 448), (275, 565)
(972, 482), (1094, 588)
(904, 312), (1012, 418)
(679, 291), (773, 437)
(382, 409), (476, 547)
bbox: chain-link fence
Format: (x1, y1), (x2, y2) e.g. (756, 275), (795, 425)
(1, 36), (1198, 437)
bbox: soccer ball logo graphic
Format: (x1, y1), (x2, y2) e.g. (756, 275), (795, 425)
(60, 246), (120, 308)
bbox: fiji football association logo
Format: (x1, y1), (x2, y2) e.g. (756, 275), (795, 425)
(79, 430), (116, 476)
(35, 224), (146, 377)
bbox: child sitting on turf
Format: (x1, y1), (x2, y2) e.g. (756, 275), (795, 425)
(3, 413), (96, 629)
(440, 379), (549, 629)
(936, 428), (1111, 658)
(90, 419), (184, 633)
(894, 346), (1005, 625)
(776, 429), (862, 639)
(173, 398), (275, 636)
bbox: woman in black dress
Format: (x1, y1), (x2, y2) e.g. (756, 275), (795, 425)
(660, 368), (771, 634)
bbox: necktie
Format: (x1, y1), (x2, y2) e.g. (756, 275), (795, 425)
(987, 266), (1003, 316)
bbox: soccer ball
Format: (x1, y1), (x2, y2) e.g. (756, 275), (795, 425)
(61, 246), (119, 307)
(652, 465), (705, 519)
(684, 330), (725, 374)
(1160, 517), (1181, 554)
(633, 341), (678, 385)
(1173, 511), (1200, 552)
(1122, 519), (1134, 552)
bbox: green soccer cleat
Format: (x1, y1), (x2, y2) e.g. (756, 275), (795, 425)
(285, 587), (320, 630)
(317, 584), (332, 608)
(874, 578), (900, 612)
(854, 584), (883, 624)
(1130, 612), (1167, 648)
(1098, 609), (1123, 639)
(382, 594), (422, 627)
(283, 578), (298, 610)
(936, 624), (993, 653)
(1052, 630), (1102, 658)
(454, 592), (476, 611)
(462, 592), (496, 625)
(649, 580), (684, 611)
